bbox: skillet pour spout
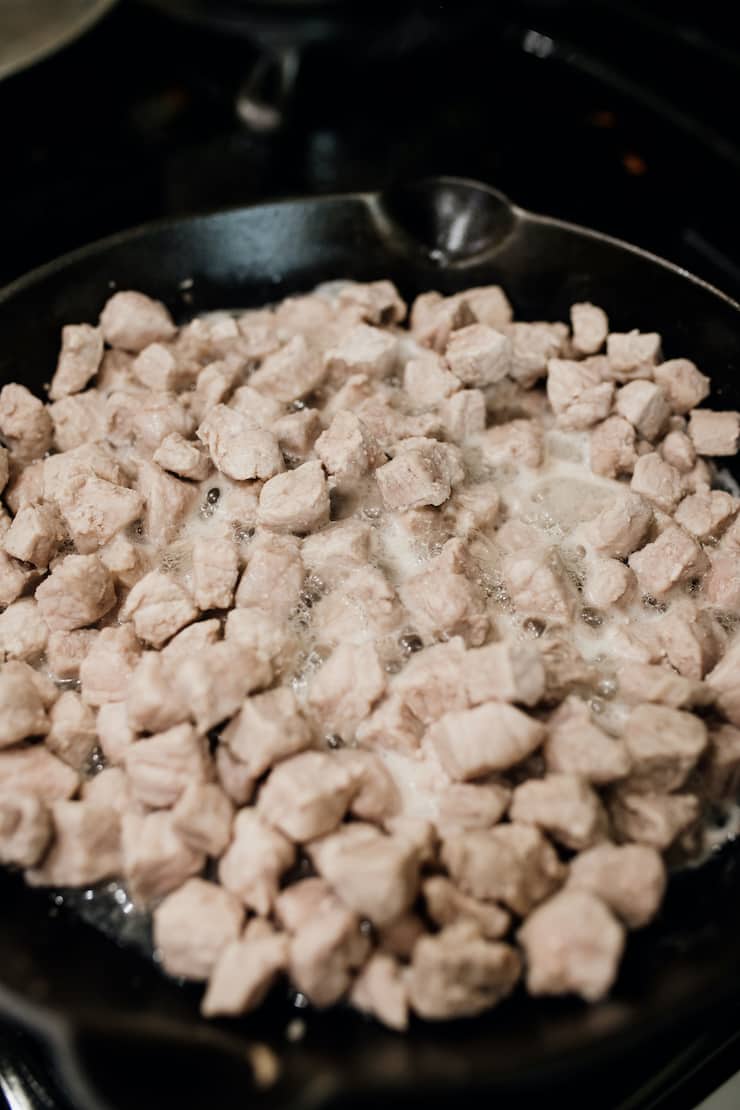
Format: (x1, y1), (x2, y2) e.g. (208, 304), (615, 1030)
(2, 176), (740, 1110)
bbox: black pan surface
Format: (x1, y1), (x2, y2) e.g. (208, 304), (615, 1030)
(2, 178), (740, 1110)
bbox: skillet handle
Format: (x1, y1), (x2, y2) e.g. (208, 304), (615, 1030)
(373, 175), (519, 265)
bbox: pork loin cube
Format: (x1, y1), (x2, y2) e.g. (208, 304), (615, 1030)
(47, 629), (98, 681)
(518, 890), (624, 1001)
(0, 598), (48, 662)
(336, 279), (406, 325)
(705, 551), (740, 610)
(0, 665), (49, 747)
(314, 411), (381, 491)
(2, 504), (63, 568)
(202, 928), (288, 1017)
(120, 570), (197, 647)
(609, 790), (699, 850)
(501, 549), (574, 623)
(222, 687), (312, 778)
(376, 443), (454, 511)
(259, 751), (355, 842)
(80, 625), (141, 707)
(408, 923), (521, 1020)
(702, 724), (740, 800)
(26, 800), (120, 888)
(56, 474), (144, 554)
(383, 815), (436, 863)
(628, 525), (706, 597)
(355, 693), (425, 755)
(0, 549), (31, 608)
(301, 520), (372, 585)
(99, 290), (175, 352)
(0, 745), (78, 802)
(675, 489), (737, 541)
(403, 349), (461, 409)
(394, 638), (467, 724)
(235, 531), (304, 621)
(423, 876), (510, 940)
(439, 388), (487, 442)
(314, 565), (403, 646)
(614, 661), (709, 709)
(510, 773), (608, 850)
(127, 650), (187, 734)
(172, 782), (234, 857)
(273, 408), (321, 459)
(444, 324), (512, 387)
(0, 446), (7, 493)
(5, 458), (45, 513)
(606, 330), (661, 380)
(707, 638), (740, 726)
(630, 453), (685, 513)
(223, 609), (295, 675)
(350, 953), (409, 1031)
(324, 324), (399, 382)
(431, 701), (545, 781)
(96, 702), (135, 765)
(257, 460), (329, 534)
(545, 698), (630, 784)
(653, 359), (710, 414)
(657, 605), (719, 679)
(410, 291), (476, 351)
(478, 419), (544, 468)
(449, 480), (500, 537)
(661, 429), (696, 472)
(122, 810), (205, 905)
(309, 822), (420, 927)
(568, 843), (666, 928)
(616, 380), (670, 440)
(546, 359), (614, 430)
(218, 808), (294, 913)
(287, 888), (369, 1007)
(377, 913), (426, 960)
(583, 557), (634, 608)
(45, 692), (97, 770)
(163, 618), (221, 663)
(436, 782), (511, 831)
(399, 540), (488, 646)
(0, 792), (52, 867)
(215, 745), (254, 806)
(460, 284), (512, 328)
(197, 404), (283, 482)
(589, 415), (637, 478)
(570, 302), (608, 354)
(48, 323), (104, 400)
(688, 409), (740, 456)
(0, 384), (53, 462)
(192, 536), (238, 610)
(36, 554), (115, 632)
(131, 341), (180, 391)
(583, 493), (653, 558)
(224, 383), (282, 427)
(153, 433), (210, 481)
(307, 642), (386, 739)
(43, 441), (125, 500)
(153, 878), (243, 981)
(462, 640), (545, 707)
(337, 748), (399, 822)
(441, 823), (565, 915)
(135, 460), (198, 546)
(249, 335), (325, 402)
(190, 358), (242, 422)
(506, 322), (567, 387)
(2, 660), (56, 711)
(175, 640), (272, 734)
(125, 723), (209, 809)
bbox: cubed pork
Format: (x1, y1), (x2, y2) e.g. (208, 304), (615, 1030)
(218, 808), (294, 913)
(500, 549), (574, 623)
(350, 953), (409, 1031)
(609, 790), (699, 850)
(462, 640), (545, 707)
(120, 570), (197, 647)
(258, 751), (356, 842)
(135, 460), (198, 546)
(606, 331), (661, 380)
(408, 923), (521, 1020)
(444, 324), (512, 387)
(628, 525), (706, 597)
(153, 433), (210, 481)
(675, 489), (737, 541)
(545, 698), (630, 784)
(661, 430), (696, 472)
(49, 323), (104, 400)
(324, 324), (398, 382)
(478, 419), (544, 468)
(546, 359), (614, 430)
(307, 642), (386, 739)
(124, 723), (209, 808)
(510, 774), (608, 850)
(583, 557), (635, 608)
(315, 411), (382, 491)
(506, 322), (567, 387)
(27, 800), (121, 888)
(688, 409), (740, 456)
(0, 792), (52, 867)
(376, 441), (456, 511)
(707, 638), (740, 726)
(399, 540), (488, 646)
(191, 536), (238, 610)
(653, 359), (710, 414)
(0, 745), (78, 802)
(55, 474), (144, 553)
(172, 782), (234, 857)
(0, 664), (49, 747)
(430, 701), (545, 781)
(197, 404), (283, 481)
(423, 876), (510, 939)
(202, 928), (288, 1017)
(2, 503), (65, 569)
(99, 291), (176, 352)
(45, 692), (97, 770)
(702, 724), (740, 800)
(79, 625), (142, 707)
(616, 380), (670, 440)
(410, 291), (476, 351)
(257, 460), (329, 534)
(50, 392), (107, 452)
(46, 629), (98, 681)
(249, 335), (325, 402)
(336, 279), (406, 325)
(518, 890), (625, 1001)
(222, 687), (312, 778)
(589, 415), (637, 478)
(0, 384), (53, 462)
(0, 598), (48, 661)
(404, 349), (461, 409)
(153, 878), (243, 980)
(235, 531), (304, 621)
(570, 302), (608, 355)
(582, 493), (653, 558)
(567, 843), (666, 928)
(439, 389), (487, 442)
(614, 661), (709, 709)
(96, 701), (136, 765)
(121, 810), (205, 905)
(314, 565), (403, 646)
(301, 520), (372, 585)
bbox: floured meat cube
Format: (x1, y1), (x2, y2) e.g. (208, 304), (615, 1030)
(259, 751), (356, 842)
(376, 439), (461, 511)
(518, 890), (625, 1001)
(49, 392), (107, 452)
(445, 324), (512, 386)
(120, 571), (197, 647)
(478, 418), (544, 468)
(307, 642), (386, 739)
(49, 324), (104, 400)
(430, 701), (545, 780)
(135, 461), (197, 546)
(45, 692), (97, 769)
(197, 404), (283, 481)
(172, 782), (234, 857)
(314, 411), (382, 490)
(122, 810), (205, 905)
(249, 335), (325, 402)
(153, 433), (210, 481)
(442, 824), (565, 914)
(582, 493), (653, 558)
(0, 665), (49, 746)
(410, 291), (476, 351)
(153, 878), (243, 980)
(313, 566), (403, 646)
(590, 415), (637, 478)
(616, 380), (670, 441)
(628, 525), (706, 597)
(192, 536), (238, 610)
(324, 324), (398, 382)
(99, 291), (176, 352)
(257, 460), (329, 534)
(630, 452), (684, 512)
(423, 876), (510, 939)
(570, 303), (608, 355)
(351, 952), (409, 1031)
(661, 429), (696, 472)
(615, 661), (709, 709)
(222, 687), (312, 778)
(506, 322), (567, 387)
(509, 774), (608, 850)
(336, 279), (406, 325)
(35, 554), (116, 631)
(399, 540), (488, 645)
(47, 629), (98, 681)
(439, 388), (486, 441)
(567, 843), (666, 928)
(0, 384), (53, 462)
(545, 698), (630, 784)
(606, 330), (661, 380)
(80, 625), (141, 707)
(301, 519), (372, 584)
(688, 409), (740, 456)
(125, 723), (210, 808)
(27, 801), (121, 888)
(674, 489), (738, 541)
(653, 359), (710, 413)
(0, 793), (52, 868)
(546, 359), (614, 430)
(235, 531), (304, 621)
(403, 349), (460, 409)
(54, 475), (144, 554)
(408, 923), (521, 1020)
(202, 924), (288, 1017)
(218, 808), (294, 914)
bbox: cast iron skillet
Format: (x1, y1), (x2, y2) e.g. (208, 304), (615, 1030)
(2, 177), (740, 1110)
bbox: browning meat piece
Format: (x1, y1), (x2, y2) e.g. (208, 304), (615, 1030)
(307, 642), (386, 739)
(628, 525), (707, 598)
(630, 453), (684, 512)
(0, 664), (49, 747)
(622, 704), (707, 793)
(172, 782), (234, 857)
(192, 536), (238, 610)
(202, 927), (288, 1017)
(609, 790), (700, 850)
(408, 923), (521, 1020)
(442, 823), (565, 915)
(80, 625), (142, 707)
(545, 698), (630, 784)
(2, 503), (65, 568)
(567, 843), (666, 928)
(606, 330), (661, 380)
(445, 324), (512, 386)
(423, 876), (510, 939)
(509, 774), (608, 850)
(153, 878), (243, 980)
(125, 723), (210, 808)
(589, 415), (638, 478)
(430, 702), (546, 780)
(259, 751), (356, 842)
(46, 692), (97, 770)
(36, 554), (116, 632)
(235, 531), (304, 622)
(518, 890), (625, 1001)
(546, 359), (614, 430)
(222, 687), (312, 778)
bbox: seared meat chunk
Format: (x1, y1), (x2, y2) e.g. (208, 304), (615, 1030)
(589, 415), (637, 478)
(628, 525), (706, 597)
(546, 359), (613, 430)
(606, 330), (661, 380)
(153, 432), (210, 481)
(653, 359), (710, 414)
(445, 324), (512, 386)
(122, 810), (205, 905)
(235, 531), (304, 621)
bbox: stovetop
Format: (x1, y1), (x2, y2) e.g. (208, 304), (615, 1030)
(2, 1), (740, 1107)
